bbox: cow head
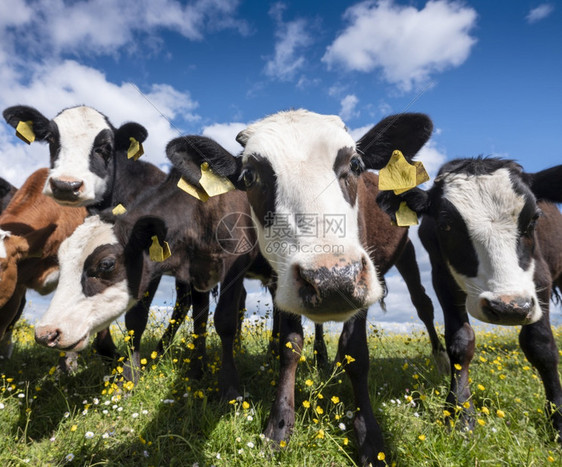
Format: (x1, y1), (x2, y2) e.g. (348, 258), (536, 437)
(34, 214), (166, 351)
(3, 105), (147, 207)
(167, 110), (432, 323)
(378, 157), (562, 325)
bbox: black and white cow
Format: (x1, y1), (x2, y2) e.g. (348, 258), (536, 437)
(34, 140), (269, 398)
(3, 105), (163, 210)
(378, 157), (562, 439)
(167, 110), (437, 465)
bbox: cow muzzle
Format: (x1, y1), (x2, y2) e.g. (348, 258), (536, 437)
(293, 255), (376, 321)
(49, 177), (84, 204)
(479, 295), (540, 325)
(35, 325), (88, 351)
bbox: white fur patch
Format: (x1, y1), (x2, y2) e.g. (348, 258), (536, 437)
(0, 229), (10, 259)
(36, 216), (134, 349)
(241, 110), (382, 317)
(44, 106), (111, 205)
(442, 168), (541, 323)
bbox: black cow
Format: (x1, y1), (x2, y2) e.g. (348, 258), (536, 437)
(378, 156), (562, 440)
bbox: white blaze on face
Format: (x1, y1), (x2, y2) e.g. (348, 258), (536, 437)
(242, 110), (382, 317)
(442, 168), (541, 323)
(44, 106), (111, 205)
(36, 216), (133, 351)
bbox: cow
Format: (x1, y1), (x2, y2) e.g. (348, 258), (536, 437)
(0, 169), (88, 359)
(145, 110), (438, 465)
(34, 143), (270, 398)
(0, 177), (17, 213)
(3, 105), (163, 211)
(377, 156), (562, 442)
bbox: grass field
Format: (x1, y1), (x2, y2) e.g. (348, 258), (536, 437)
(1, 309), (562, 466)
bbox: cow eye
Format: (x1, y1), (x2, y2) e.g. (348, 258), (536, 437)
(241, 168), (257, 188)
(349, 157), (364, 176)
(95, 143), (111, 159)
(98, 258), (115, 273)
(524, 212), (541, 236)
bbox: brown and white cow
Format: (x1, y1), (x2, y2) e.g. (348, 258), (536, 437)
(377, 157), (562, 441)
(0, 169), (87, 359)
(152, 110), (437, 465)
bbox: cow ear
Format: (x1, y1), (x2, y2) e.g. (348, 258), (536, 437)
(527, 165), (562, 203)
(3, 105), (52, 142)
(357, 113), (433, 170)
(114, 122), (148, 152)
(166, 135), (244, 190)
(376, 188), (430, 225)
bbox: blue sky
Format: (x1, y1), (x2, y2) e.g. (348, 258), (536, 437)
(1, 0), (561, 332)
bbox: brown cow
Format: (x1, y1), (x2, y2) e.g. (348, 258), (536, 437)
(0, 169), (87, 359)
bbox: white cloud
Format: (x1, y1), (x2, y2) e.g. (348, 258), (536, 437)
(0, 60), (198, 186)
(526, 4), (554, 24)
(264, 3), (313, 81)
(202, 122), (247, 155)
(2, 0), (247, 60)
(323, 0), (477, 92)
(339, 94), (360, 121)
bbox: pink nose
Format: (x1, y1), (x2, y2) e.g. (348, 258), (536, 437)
(35, 326), (62, 348)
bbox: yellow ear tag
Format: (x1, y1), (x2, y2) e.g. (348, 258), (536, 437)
(127, 137), (144, 160)
(378, 150), (417, 192)
(112, 204), (127, 215)
(177, 176), (210, 202)
(198, 162), (235, 197)
(16, 121), (35, 144)
(395, 201), (418, 227)
(379, 150), (430, 195)
(149, 235), (171, 262)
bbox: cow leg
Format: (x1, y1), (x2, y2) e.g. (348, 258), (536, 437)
(394, 239), (448, 374)
(339, 310), (385, 466)
(313, 323), (329, 369)
(214, 271), (246, 400)
(264, 312), (303, 444)
(519, 304), (562, 441)
(187, 289), (210, 380)
(123, 276), (161, 383)
(0, 286), (26, 359)
(157, 280), (191, 353)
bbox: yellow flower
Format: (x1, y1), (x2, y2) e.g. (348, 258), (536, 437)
(123, 381), (134, 391)
(116, 366), (124, 374)
(150, 351), (158, 359)
(229, 399), (236, 405)
(242, 401), (250, 410)
(140, 358), (147, 365)
(402, 362), (409, 370)
(343, 438), (349, 446)
(477, 419), (486, 426)
(303, 400), (311, 408)
(316, 429), (325, 439)
(443, 410), (451, 417)
(187, 343), (195, 350)
(377, 452), (386, 461)
(285, 342), (293, 349)
(548, 455), (555, 462)
(305, 379), (313, 387)
(496, 409), (505, 418)
(344, 355), (356, 364)
(316, 406), (324, 415)
(280, 440), (287, 448)
(331, 396), (340, 404)
(477, 384), (485, 391)
(70, 425), (78, 432)
(454, 363), (462, 371)
(418, 434), (426, 441)
(481, 407), (490, 415)
(463, 401), (471, 409)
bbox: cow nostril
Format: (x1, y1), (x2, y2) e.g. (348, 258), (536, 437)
(294, 265), (320, 297)
(36, 328), (61, 347)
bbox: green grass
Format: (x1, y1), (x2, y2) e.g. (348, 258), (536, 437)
(1, 312), (562, 466)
